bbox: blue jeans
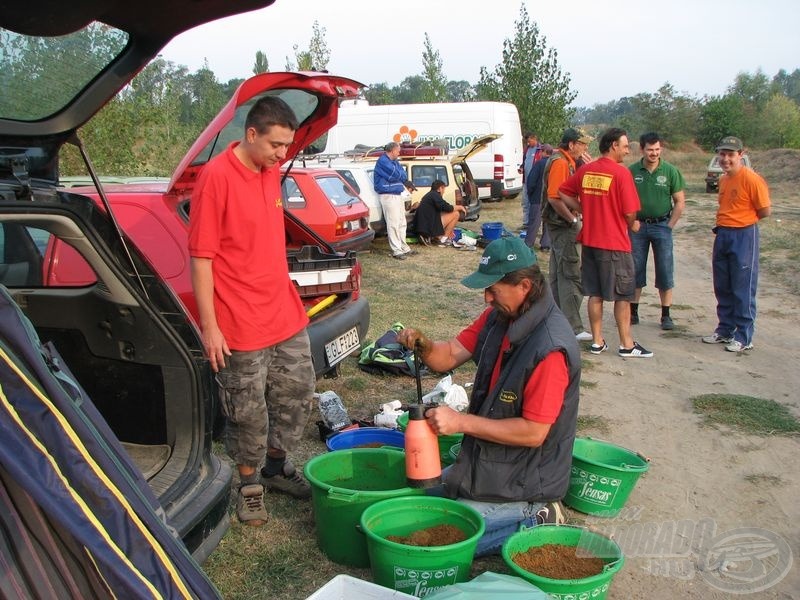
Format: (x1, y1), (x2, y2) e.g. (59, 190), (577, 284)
(427, 467), (543, 557)
(630, 221), (674, 291)
(712, 225), (760, 346)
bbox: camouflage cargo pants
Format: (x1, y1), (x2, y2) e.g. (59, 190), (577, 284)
(216, 329), (314, 468)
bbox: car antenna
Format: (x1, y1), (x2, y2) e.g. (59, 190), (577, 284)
(67, 132), (150, 300)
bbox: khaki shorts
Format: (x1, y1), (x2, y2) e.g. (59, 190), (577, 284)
(581, 246), (635, 302)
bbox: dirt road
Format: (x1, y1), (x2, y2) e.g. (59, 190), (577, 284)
(576, 197), (799, 599)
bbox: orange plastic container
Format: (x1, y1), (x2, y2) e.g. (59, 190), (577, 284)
(404, 404), (441, 488)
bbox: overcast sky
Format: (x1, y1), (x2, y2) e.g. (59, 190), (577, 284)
(160, 0), (798, 108)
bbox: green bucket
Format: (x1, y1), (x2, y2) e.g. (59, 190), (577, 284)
(564, 437), (649, 517)
(360, 496), (485, 598)
(501, 524), (624, 600)
(397, 411), (463, 466)
(303, 448), (424, 567)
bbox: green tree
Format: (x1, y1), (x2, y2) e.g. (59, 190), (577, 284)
(729, 69), (772, 112)
(474, 4), (575, 142)
(757, 94), (800, 148)
(772, 68), (800, 105)
(697, 95), (748, 150)
(618, 83), (700, 144)
(419, 33), (448, 102)
(253, 50), (269, 75)
(393, 75), (426, 104)
(364, 83), (396, 105)
(287, 20), (331, 71)
(446, 80), (476, 102)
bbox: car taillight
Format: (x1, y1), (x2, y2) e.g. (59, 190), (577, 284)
(493, 154), (504, 180)
(454, 188), (464, 204)
(335, 218), (364, 236)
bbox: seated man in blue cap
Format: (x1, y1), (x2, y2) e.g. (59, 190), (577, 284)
(397, 236), (580, 556)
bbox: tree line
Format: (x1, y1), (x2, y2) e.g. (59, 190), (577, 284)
(5, 4), (795, 177)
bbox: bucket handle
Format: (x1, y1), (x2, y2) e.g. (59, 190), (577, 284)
(583, 436), (650, 464)
(326, 488), (358, 503)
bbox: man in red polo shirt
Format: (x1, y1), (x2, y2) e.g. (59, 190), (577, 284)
(559, 127), (653, 358)
(188, 96), (314, 527)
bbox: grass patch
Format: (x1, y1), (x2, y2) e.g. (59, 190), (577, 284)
(743, 473), (784, 486)
(577, 414), (611, 434)
(691, 394), (800, 435)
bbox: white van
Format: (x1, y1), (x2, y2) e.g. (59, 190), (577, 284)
(305, 100), (523, 201)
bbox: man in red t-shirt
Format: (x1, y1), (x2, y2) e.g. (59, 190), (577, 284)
(397, 237), (581, 556)
(559, 128), (653, 358)
(188, 97), (314, 527)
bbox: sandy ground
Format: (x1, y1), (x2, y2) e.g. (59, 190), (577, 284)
(572, 210), (800, 599)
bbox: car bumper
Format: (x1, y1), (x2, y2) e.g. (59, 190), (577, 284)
(462, 199), (482, 222)
(329, 230), (375, 253)
(308, 295), (370, 377)
(171, 454), (233, 564)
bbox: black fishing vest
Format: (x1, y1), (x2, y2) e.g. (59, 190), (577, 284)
(445, 288), (581, 502)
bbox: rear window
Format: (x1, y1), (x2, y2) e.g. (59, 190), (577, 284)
(409, 165), (449, 188)
(316, 175), (361, 207)
(336, 169), (360, 194)
(0, 24), (129, 120)
(191, 89), (323, 167)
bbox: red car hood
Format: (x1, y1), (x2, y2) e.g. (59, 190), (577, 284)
(168, 72), (364, 195)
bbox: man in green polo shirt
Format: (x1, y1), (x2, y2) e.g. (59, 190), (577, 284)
(628, 132), (685, 330)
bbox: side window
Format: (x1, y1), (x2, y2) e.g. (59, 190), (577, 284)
(0, 223), (44, 286)
(281, 176), (306, 207)
(0, 224), (96, 288)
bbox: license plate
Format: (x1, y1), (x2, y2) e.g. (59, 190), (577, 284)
(324, 327), (360, 367)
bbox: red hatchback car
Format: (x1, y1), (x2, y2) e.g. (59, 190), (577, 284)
(281, 166), (373, 252)
(50, 72), (372, 379)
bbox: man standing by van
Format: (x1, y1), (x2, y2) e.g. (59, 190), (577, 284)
(541, 128), (593, 342)
(374, 142), (416, 260)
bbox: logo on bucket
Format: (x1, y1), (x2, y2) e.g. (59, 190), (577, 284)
(570, 466), (622, 507)
(393, 566), (459, 597)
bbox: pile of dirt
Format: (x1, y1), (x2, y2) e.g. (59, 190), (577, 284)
(386, 524), (467, 547)
(512, 543), (606, 580)
(750, 148), (800, 197)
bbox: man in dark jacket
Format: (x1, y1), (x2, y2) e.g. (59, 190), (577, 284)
(413, 180), (467, 245)
(398, 237), (580, 556)
(525, 143), (554, 250)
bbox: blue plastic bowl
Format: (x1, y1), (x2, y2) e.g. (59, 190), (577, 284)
(326, 427), (405, 451)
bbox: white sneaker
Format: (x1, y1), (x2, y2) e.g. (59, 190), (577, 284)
(702, 332), (732, 344)
(725, 340), (753, 353)
(575, 331), (593, 342)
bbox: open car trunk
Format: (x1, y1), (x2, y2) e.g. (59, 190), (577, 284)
(0, 183), (231, 565)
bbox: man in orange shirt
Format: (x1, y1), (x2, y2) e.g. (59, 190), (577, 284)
(702, 136), (771, 353)
(541, 128), (593, 342)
